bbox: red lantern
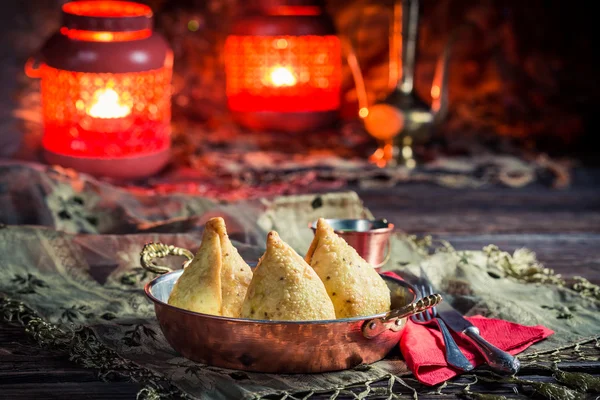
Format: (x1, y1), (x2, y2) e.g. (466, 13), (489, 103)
(26, 1), (173, 179)
(224, 1), (342, 132)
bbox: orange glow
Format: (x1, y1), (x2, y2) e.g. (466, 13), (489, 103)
(431, 84), (440, 99)
(270, 6), (321, 16)
(225, 35), (341, 113)
(369, 142), (395, 168)
(87, 88), (132, 119)
(268, 66), (297, 87)
(60, 27), (152, 42)
(364, 104), (404, 141)
(275, 38), (288, 49)
(62, 1), (151, 18)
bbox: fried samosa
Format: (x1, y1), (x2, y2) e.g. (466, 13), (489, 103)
(241, 231), (336, 321)
(305, 218), (391, 318)
(168, 217), (253, 317)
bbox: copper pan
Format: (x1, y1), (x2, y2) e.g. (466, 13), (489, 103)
(141, 243), (441, 373)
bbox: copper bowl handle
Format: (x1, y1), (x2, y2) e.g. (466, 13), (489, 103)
(362, 293), (442, 339)
(140, 242), (194, 275)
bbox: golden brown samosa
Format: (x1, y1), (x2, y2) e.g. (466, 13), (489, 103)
(168, 217), (252, 317)
(241, 231), (335, 321)
(305, 218), (391, 318)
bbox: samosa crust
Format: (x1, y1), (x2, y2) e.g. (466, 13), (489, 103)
(241, 231), (335, 321)
(208, 218), (253, 317)
(168, 217), (252, 317)
(168, 225), (223, 315)
(305, 218), (391, 318)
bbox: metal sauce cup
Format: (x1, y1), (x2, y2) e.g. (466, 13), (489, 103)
(310, 219), (394, 270)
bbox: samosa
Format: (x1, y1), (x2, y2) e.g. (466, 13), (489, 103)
(305, 218), (391, 318)
(168, 217), (253, 317)
(241, 231), (335, 321)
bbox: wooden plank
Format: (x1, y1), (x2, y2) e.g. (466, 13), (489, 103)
(0, 370), (104, 385)
(0, 382), (141, 400)
(359, 184), (600, 234)
(0, 323), (135, 388)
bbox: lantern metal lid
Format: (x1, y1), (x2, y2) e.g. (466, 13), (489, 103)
(40, 1), (170, 74)
(61, 1), (153, 32)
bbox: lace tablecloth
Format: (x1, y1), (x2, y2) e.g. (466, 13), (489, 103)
(0, 162), (598, 399)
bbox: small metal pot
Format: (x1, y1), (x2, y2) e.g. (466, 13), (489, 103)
(310, 219), (394, 270)
(141, 243), (440, 373)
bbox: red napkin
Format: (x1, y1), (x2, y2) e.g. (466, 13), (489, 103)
(382, 272), (554, 386)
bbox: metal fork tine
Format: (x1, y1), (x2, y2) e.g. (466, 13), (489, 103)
(412, 309), (422, 322)
(415, 312), (423, 322)
(425, 283), (433, 296)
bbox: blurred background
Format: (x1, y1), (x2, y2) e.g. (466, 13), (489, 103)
(1, 0), (598, 170)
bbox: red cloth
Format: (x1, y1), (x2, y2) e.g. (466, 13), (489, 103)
(382, 272), (554, 386)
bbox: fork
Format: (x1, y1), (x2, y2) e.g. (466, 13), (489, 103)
(411, 282), (474, 371)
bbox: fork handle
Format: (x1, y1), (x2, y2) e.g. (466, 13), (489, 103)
(461, 326), (520, 375)
(435, 318), (474, 371)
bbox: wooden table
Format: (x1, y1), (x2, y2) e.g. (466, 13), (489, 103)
(2, 172), (599, 399)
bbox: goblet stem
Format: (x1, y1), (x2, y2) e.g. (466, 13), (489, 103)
(370, 136), (417, 169)
(396, 135), (417, 169)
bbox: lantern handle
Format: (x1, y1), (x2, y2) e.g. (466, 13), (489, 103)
(25, 57), (42, 79)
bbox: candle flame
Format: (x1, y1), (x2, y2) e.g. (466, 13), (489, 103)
(87, 88), (131, 119)
(269, 67), (297, 87)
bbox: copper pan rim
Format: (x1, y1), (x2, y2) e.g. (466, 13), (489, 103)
(144, 270), (416, 325)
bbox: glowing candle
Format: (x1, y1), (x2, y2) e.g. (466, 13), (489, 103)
(87, 88), (132, 119)
(224, 3), (342, 132)
(268, 66), (297, 87)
